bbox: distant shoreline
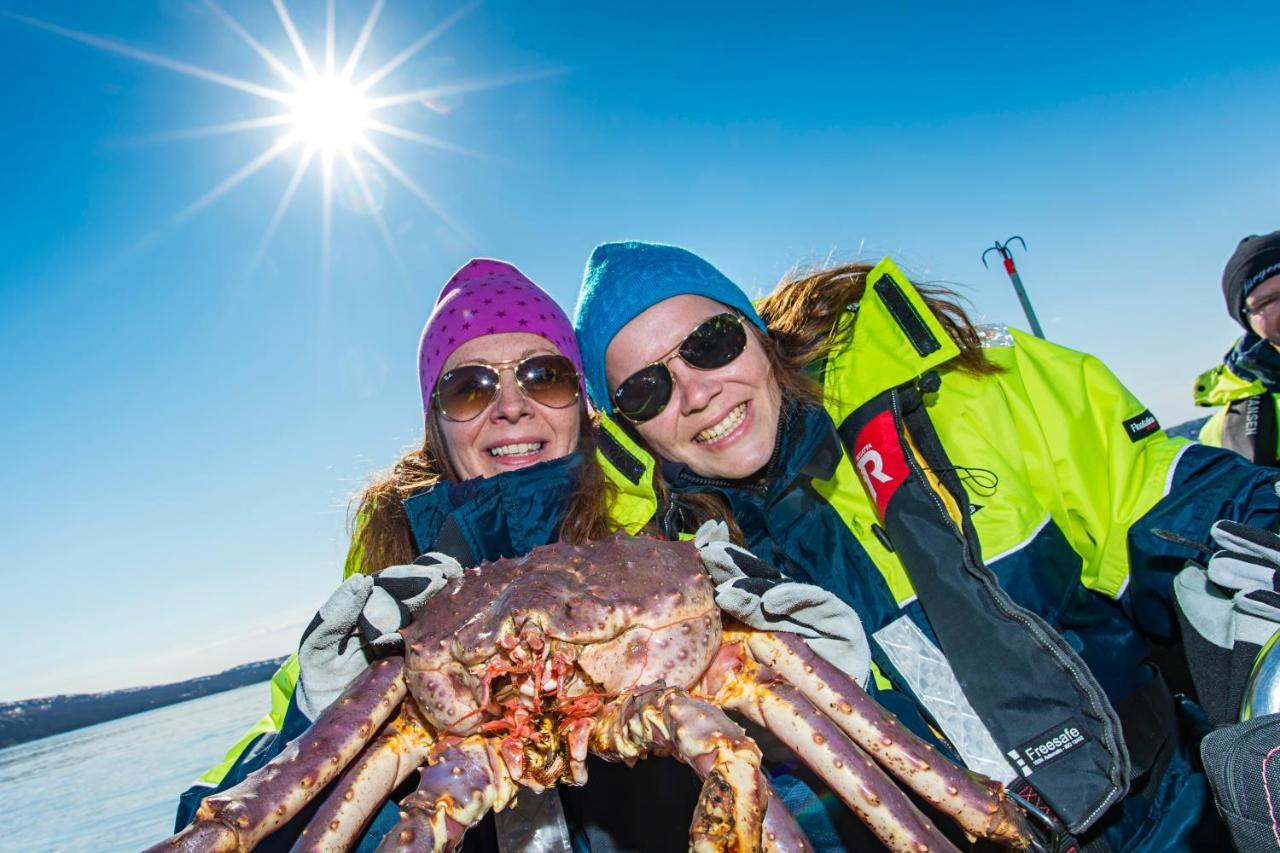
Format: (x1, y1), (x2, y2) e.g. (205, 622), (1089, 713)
(0, 656), (288, 749)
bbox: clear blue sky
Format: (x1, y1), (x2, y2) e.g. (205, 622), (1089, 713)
(3, 0), (1279, 701)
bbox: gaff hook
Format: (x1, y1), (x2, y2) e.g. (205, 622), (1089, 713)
(982, 236), (1044, 338)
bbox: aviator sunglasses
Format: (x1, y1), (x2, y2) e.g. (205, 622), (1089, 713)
(612, 312), (748, 423)
(434, 354), (581, 422)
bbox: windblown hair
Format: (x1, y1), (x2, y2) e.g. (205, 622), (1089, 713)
(756, 261), (1000, 379)
(349, 405), (617, 575)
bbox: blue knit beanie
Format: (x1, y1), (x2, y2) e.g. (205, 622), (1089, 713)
(573, 241), (768, 414)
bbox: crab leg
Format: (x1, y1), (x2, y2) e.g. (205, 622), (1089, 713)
(591, 686), (769, 852)
(293, 697), (437, 852)
(709, 650), (959, 853)
(146, 658), (408, 853)
(376, 737), (518, 853)
(741, 630), (1032, 848)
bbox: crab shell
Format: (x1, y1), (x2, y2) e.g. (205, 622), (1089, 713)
(404, 535), (722, 735)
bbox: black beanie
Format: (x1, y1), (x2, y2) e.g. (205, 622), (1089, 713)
(1224, 229), (1280, 328)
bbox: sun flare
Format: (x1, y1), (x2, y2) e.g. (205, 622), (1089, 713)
(10, 1), (557, 278)
(286, 73), (372, 153)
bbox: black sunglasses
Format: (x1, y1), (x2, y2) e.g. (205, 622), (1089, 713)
(434, 354), (580, 422)
(611, 313), (748, 423)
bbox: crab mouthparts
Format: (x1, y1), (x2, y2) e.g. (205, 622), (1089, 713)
(475, 631), (601, 789)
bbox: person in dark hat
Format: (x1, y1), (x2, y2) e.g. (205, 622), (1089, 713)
(1193, 230), (1280, 465)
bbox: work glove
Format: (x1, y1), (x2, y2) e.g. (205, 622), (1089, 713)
(295, 552), (463, 720)
(694, 520), (872, 687)
(1207, 520), (1280, 622)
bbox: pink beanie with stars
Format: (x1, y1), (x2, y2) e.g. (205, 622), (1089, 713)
(417, 258), (584, 420)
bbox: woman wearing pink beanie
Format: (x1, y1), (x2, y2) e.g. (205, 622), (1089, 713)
(414, 258), (586, 483)
(175, 259), (682, 852)
(353, 257), (614, 569)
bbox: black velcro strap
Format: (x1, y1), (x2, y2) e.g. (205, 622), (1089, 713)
(374, 574), (431, 601)
(299, 612), (324, 645)
(726, 547), (784, 580)
(873, 274), (941, 357)
(1211, 549), (1276, 572)
(1216, 518), (1280, 553)
(732, 576), (778, 597)
(598, 425), (646, 485)
(1244, 588), (1280, 610)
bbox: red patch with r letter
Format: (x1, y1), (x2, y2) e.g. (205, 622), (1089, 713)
(851, 410), (910, 519)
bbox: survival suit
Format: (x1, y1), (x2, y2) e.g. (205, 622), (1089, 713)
(590, 258), (1280, 850)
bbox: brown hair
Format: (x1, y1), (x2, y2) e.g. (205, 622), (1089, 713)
(348, 405), (618, 575)
(756, 261), (1000, 379)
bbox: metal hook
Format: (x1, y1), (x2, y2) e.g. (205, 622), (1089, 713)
(981, 236), (1043, 338)
(982, 235), (1027, 268)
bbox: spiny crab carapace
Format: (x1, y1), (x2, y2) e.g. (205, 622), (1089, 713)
(150, 533), (1033, 852)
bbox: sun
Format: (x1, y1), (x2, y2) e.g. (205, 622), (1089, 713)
(9, 1), (558, 277)
(287, 73), (372, 154)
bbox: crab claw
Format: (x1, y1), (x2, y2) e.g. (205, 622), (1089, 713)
(377, 738), (516, 853)
(499, 736), (526, 784)
(593, 687), (769, 851)
(563, 716), (593, 784)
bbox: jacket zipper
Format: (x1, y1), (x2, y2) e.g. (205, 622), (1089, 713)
(889, 386), (1130, 830)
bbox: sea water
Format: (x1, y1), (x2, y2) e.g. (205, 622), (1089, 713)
(0, 683), (268, 852)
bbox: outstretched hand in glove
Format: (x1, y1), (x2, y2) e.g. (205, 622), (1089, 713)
(295, 552), (462, 720)
(694, 520), (872, 687)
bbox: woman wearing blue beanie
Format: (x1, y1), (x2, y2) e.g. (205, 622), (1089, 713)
(574, 240), (1280, 850)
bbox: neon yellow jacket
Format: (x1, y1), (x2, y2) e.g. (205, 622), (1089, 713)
(597, 257), (1236, 606)
(589, 258), (1280, 845)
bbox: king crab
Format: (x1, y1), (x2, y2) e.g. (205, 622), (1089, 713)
(150, 533), (1033, 852)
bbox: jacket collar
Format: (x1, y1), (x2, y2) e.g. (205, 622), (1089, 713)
(1193, 340), (1265, 407)
(1225, 333), (1280, 393)
(821, 257), (961, 426)
(401, 453), (582, 562)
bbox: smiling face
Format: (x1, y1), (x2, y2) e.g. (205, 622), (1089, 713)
(605, 295), (781, 480)
(436, 333), (581, 481)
